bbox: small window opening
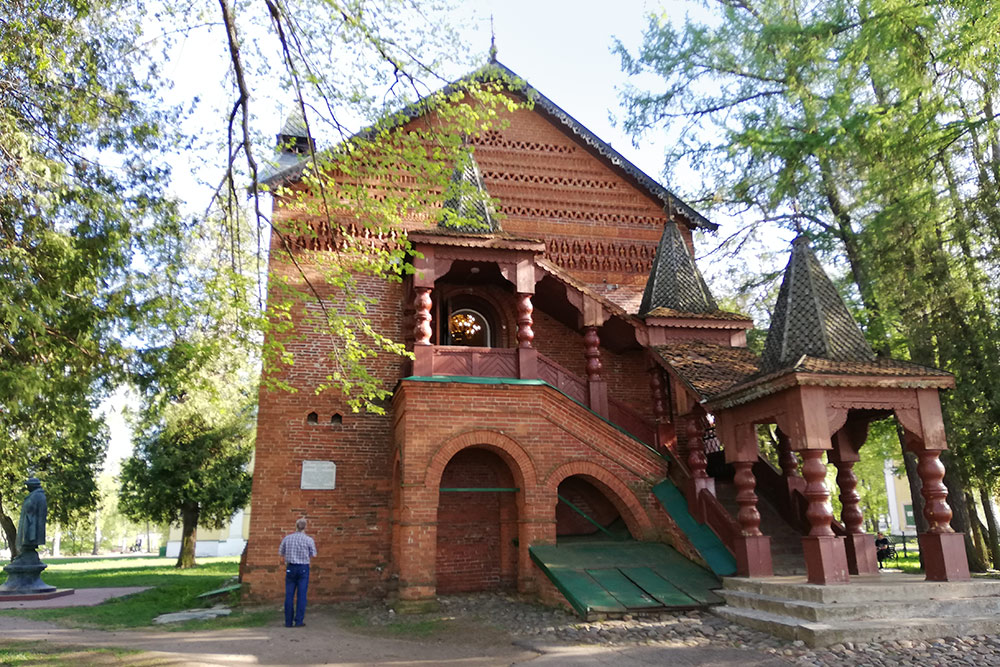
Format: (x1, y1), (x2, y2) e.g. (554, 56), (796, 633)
(331, 413), (343, 425)
(448, 308), (491, 347)
(306, 412), (318, 424)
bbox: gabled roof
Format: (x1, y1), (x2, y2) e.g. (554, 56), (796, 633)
(639, 221), (718, 316)
(261, 61), (716, 231)
(759, 235), (875, 373)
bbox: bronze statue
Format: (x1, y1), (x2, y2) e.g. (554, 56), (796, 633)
(1, 477), (56, 595)
(15, 477), (46, 553)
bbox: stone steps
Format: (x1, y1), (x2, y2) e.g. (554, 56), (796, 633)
(714, 575), (1000, 647)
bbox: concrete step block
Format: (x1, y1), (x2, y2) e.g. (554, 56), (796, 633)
(713, 605), (1000, 648)
(722, 575), (1000, 605)
(719, 588), (1000, 623)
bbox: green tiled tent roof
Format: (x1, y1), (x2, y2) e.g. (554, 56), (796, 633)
(639, 221), (718, 316)
(438, 152), (498, 234)
(760, 235), (875, 373)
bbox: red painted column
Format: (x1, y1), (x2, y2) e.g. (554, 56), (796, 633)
(916, 449), (970, 581)
(833, 458), (877, 575)
(412, 287), (433, 376)
(649, 367), (675, 455)
(684, 412), (715, 520)
(776, 430), (805, 495)
(732, 458), (772, 577)
(516, 292), (537, 379)
(800, 449), (850, 584)
(583, 326), (608, 418)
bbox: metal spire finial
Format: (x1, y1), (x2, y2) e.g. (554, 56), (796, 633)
(489, 15), (498, 62)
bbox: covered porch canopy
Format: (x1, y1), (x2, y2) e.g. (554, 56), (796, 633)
(664, 236), (969, 585)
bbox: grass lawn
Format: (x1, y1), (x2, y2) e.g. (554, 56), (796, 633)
(0, 556), (275, 630)
(0, 641), (163, 666)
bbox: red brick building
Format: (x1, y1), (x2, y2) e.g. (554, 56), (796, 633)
(244, 63), (969, 612)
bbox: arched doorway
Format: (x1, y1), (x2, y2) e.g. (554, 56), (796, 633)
(556, 475), (632, 541)
(435, 447), (519, 593)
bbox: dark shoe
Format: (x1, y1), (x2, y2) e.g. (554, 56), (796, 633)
(285, 624), (293, 628)
(295, 623), (306, 627)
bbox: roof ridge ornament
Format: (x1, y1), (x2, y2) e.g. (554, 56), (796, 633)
(638, 214), (718, 316)
(759, 234), (875, 373)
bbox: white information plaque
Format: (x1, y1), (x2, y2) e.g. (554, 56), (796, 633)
(300, 460), (337, 490)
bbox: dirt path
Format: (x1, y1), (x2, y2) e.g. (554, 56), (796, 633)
(0, 609), (541, 666)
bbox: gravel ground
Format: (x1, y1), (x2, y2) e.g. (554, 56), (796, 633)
(359, 593), (1000, 666)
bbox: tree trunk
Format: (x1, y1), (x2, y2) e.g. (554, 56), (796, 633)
(92, 506), (101, 556)
(942, 457), (987, 572)
(146, 521), (152, 553)
(177, 503), (199, 568)
(965, 490), (989, 565)
(0, 499), (17, 560)
(979, 487), (1000, 569)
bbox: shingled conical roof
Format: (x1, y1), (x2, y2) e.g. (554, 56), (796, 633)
(639, 221), (718, 316)
(438, 151), (498, 233)
(760, 235), (875, 373)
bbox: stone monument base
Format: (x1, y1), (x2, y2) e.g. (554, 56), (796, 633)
(0, 588), (74, 601)
(0, 548), (56, 595)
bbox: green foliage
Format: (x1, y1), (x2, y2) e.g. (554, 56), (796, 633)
(619, 0), (1000, 492)
(0, 0), (180, 542)
(118, 367), (254, 535)
(261, 71), (527, 414)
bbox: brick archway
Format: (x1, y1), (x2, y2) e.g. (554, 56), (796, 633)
(424, 429), (537, 492)
(392, 430), (540, 600)
(544, 461), (653, 539)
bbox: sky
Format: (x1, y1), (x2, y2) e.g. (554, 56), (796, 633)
(104, 0), (737, 467)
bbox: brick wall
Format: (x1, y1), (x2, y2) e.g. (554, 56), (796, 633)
(391, 379), (705, 602)
(247, 98), (716, 605)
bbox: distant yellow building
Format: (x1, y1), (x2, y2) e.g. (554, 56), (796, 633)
(883, 460), (916, 535)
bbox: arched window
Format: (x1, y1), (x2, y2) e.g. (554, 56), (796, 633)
(448, 308), (491, 347)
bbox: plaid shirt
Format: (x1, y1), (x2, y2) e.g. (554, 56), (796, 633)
(279, 531), (317, 565)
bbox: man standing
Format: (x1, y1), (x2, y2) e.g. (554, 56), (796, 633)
(279, 517), (316, 627)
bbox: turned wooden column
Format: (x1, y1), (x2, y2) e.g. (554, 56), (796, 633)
(686, 415), (710, 482)
(582, 326), (608, 418)
(776, 430), (804, 491)
(412, 286), (433, 376)
(733, 460), (762, 537)
(915, 447), (970, 581)
(835, 461), (864, 535)
(829, 422), (877, 574)
(801, 450), (834, 537)
(583, 327), (601, 381)
(648, 366), (676, 456)
(800, 448), (849, 584)
(731, 456), (773, 577)
(918, 450), (952, 533)
(831, 454), (877, 575)
(683, 411), (715, 520)
(516, 293), (534, 349)
(515, 292), (538, 379)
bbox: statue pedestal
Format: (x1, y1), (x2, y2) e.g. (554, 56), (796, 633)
(0, 549), (56, 595)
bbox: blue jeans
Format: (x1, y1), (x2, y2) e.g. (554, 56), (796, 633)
(284, 563), (310, 626)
